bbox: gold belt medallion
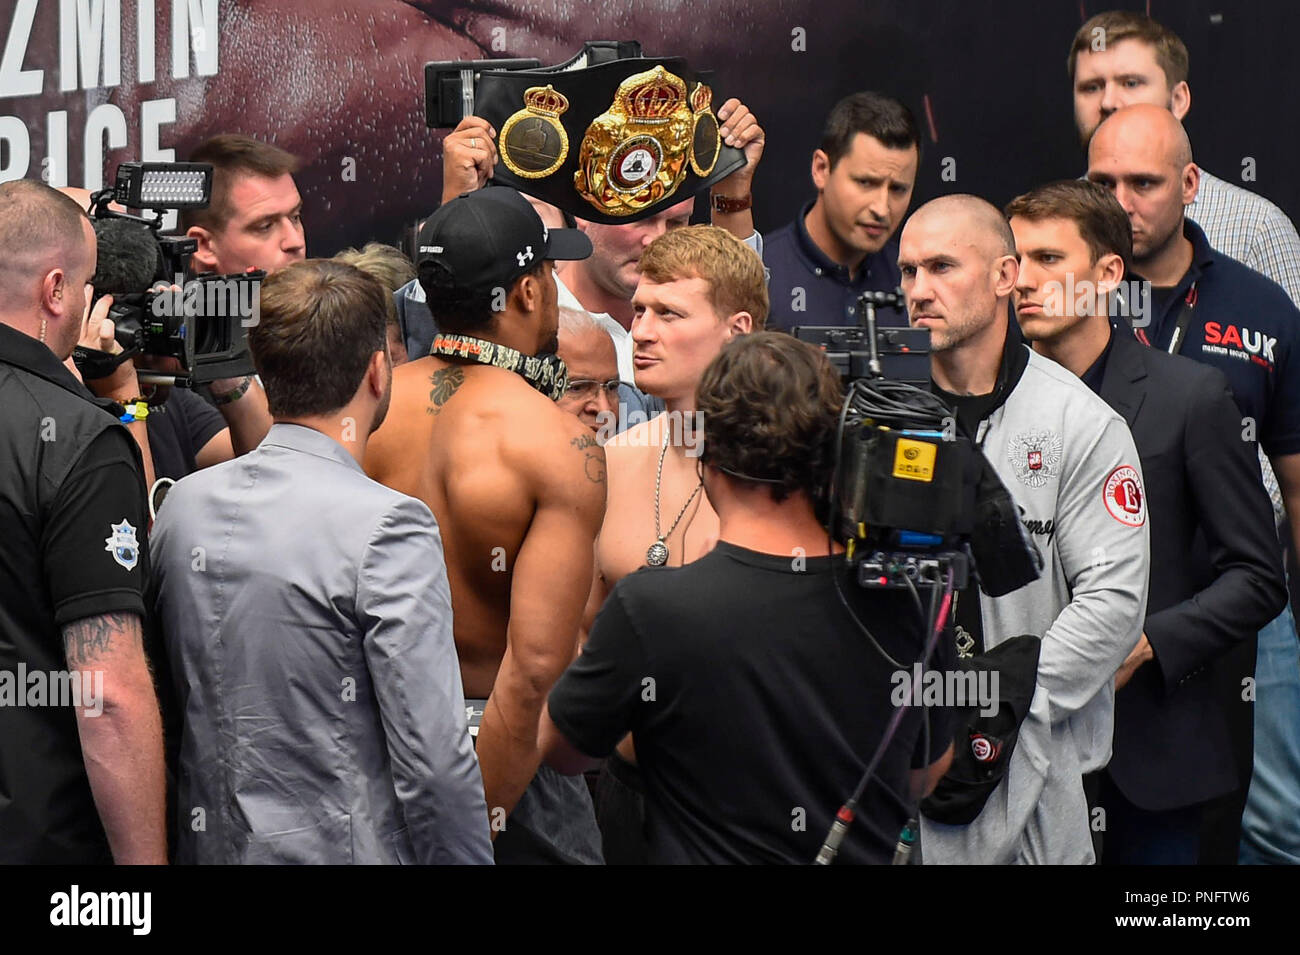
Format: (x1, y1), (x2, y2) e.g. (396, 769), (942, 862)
(499, 85), (570, 179)
(575, 66), (696, 217)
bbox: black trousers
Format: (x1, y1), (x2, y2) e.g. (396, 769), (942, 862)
(594, 752), (649, 865)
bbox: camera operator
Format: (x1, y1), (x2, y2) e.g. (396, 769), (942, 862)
(181, 134), (306, 276)
(173, 133), (308, 442)
(540, 332), (955, 864)
(899, 195), (1150, 864)
(76, 216), (270, 488)
(0, 180), (166, 864)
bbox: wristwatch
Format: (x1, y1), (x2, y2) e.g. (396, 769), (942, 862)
(711, 192), (752, 215)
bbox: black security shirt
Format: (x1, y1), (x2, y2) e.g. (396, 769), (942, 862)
(548, 541), (956, 864)
(0, 323), (150, 863)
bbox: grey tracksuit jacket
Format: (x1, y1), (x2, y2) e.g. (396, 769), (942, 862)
(922, 347), (1150, 864)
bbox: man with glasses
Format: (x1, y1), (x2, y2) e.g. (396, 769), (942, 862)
(556, 307), (622, 437)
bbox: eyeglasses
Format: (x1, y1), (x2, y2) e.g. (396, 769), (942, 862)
(564, 378), (623, 400)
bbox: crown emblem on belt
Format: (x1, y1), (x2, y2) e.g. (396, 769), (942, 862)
(621, 67), (686, 122)
(524, 85), (568, 115)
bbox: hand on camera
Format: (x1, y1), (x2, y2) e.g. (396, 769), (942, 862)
(77, 291), (140, 404)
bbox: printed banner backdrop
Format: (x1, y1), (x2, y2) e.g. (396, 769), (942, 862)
(1, 0), (1296, 255)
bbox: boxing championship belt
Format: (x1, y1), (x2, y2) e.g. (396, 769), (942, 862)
(473, 45), (746, 225)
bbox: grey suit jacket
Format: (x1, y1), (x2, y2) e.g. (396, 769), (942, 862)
(152, 423), (492, 864)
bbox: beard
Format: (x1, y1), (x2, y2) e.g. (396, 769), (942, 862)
(924, 309), (994, 352)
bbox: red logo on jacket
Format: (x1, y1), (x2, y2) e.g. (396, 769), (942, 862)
(1103, 465), (1146, 527)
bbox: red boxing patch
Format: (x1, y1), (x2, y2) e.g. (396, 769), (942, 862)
(970, 733), (1001, 763)
(1103, 465), (1146, 527)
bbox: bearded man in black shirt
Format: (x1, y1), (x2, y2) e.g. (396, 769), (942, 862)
(541, 332), (955, 864)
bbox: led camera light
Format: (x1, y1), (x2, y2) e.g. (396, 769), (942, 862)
(111, 161), (213, 210)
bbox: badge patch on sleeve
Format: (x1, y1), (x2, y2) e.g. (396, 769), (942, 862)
(104, 519), (140, 571)
(1103, 465), (1146, 527)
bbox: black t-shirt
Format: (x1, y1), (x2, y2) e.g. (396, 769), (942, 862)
(0, 326), (151, 862)
(145, 386), (226, 481)
(548, 541), (957, 864)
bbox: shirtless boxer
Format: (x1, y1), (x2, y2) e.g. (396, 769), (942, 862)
(364, 186), (605, 864)
(588, 226), (767, 613)
(582, 224), (767, 862)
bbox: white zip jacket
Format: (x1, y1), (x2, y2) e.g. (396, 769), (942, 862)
(922, 347), (1150, 864)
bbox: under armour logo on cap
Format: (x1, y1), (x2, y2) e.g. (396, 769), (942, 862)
(516, 245), (534, 267)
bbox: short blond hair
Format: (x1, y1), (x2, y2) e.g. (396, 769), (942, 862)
(638, 225), (768, 329)
(333, 243), (415, 332)
(333, 242), (416, 291)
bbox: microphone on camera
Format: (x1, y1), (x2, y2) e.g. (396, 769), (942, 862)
(91, 217), (164, 297)
(74, 218), (165, 380)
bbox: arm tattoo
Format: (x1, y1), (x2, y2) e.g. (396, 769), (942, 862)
(63, 611), (141, 667)
(426, 366), (466, 415)
(570, 433), (606, 483)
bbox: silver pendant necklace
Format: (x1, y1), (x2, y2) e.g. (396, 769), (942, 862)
(647, 440), (702, 567)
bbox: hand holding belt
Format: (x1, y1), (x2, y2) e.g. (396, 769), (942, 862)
(473, 49), (746, 224)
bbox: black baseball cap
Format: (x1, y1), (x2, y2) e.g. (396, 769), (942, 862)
(416, 185), (591, 293)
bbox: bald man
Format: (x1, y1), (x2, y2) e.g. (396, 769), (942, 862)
(1089, 105), (1300, 865)
(900, 194), (1149, 864)
(0, 180), (166, 863)
(58, 186), (273, 492)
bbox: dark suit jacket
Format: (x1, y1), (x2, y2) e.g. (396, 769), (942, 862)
(1100, 331), (1286, 810)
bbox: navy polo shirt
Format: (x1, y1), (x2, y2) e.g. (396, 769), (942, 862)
(763, 201), (905, 331)
(1131, 219), (1300, 458)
